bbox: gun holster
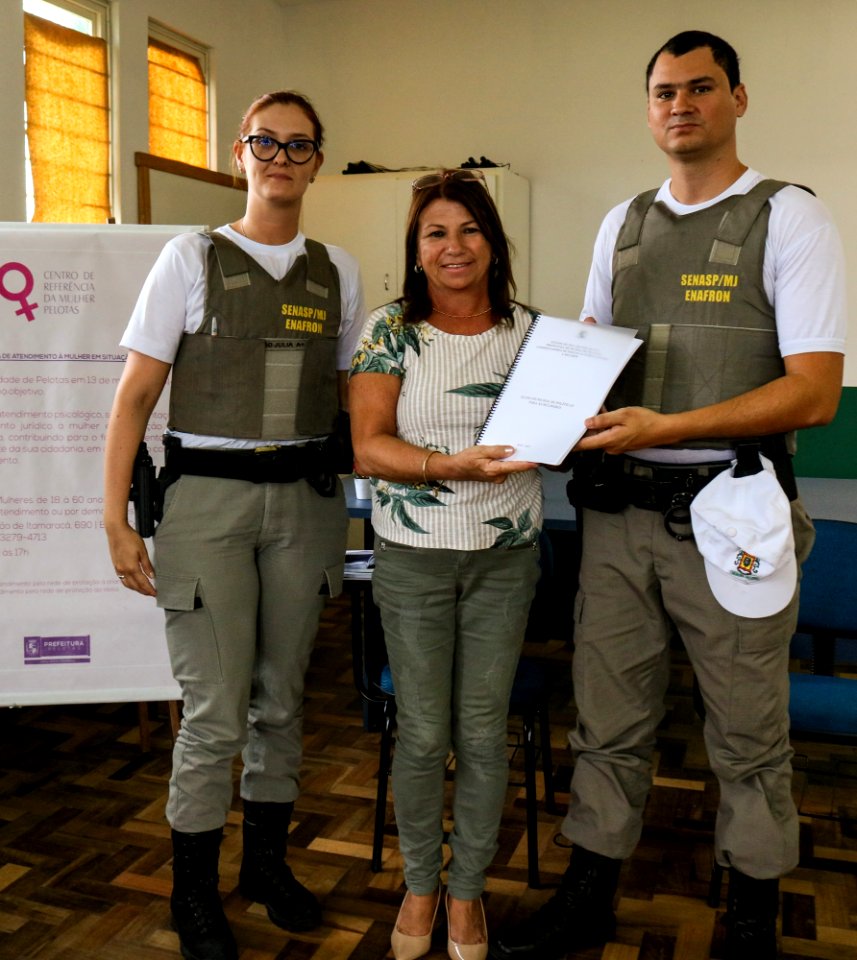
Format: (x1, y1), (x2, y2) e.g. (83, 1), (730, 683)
(129, 441), (163, 538)
(565, 451), (629, 513)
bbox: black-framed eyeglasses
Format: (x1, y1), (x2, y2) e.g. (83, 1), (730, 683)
(412, 169), (487, 191)
(239, 135), (319, 164)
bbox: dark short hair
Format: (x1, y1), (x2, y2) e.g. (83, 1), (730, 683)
(237, 90), (325, 146)
(401, 172), (517, 325)
(645, 31), (741, 92)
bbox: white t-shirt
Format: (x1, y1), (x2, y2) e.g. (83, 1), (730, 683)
(121, 225), (365, 449)
(580, 168), (847, 461)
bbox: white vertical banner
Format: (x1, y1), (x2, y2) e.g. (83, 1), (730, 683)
(0, 224), (194, 706)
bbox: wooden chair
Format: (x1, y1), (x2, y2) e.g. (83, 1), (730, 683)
(137, 700), (181, 752)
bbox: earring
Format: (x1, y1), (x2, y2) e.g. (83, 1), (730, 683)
(414, 264), (423, 274)
(309, 177), (315, 183)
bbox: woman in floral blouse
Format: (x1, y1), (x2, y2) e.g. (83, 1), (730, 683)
(349, 170), (543, 960)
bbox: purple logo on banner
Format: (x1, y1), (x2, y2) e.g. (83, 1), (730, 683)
(0, 262), (39, 321)
(24, 635), (91, 665)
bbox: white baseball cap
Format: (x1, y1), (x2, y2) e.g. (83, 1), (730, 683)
(690, 454), (796, 619)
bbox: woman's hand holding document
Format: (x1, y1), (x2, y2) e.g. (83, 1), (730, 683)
(477, 315), (642, 465)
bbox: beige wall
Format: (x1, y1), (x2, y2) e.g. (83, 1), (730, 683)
(2, 0), (852, 382)
(280, 0), (855, 384)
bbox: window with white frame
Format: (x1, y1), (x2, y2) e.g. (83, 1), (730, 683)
(148, 22), (210, 169)
(22, 0), (112, 222)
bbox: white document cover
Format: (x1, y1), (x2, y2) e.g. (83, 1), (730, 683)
(477, 314), (642, 465)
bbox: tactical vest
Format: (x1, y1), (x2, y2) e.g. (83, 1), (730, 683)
(609, 179), (789, 451)
(169, 233), (342, 440)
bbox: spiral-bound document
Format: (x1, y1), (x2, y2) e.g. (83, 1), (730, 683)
(477, 315), (642, 465)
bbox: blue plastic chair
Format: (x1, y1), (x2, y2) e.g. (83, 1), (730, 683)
(785, 518), (857, 842)
(788, 516), (857, 659)
(789, 673), (857, 742)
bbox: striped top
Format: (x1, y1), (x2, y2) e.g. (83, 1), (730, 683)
(350, 301), (543, 550)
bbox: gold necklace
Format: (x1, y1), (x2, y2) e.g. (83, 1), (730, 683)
(238, 218), (248, 238)
(431, 304), (492, 320)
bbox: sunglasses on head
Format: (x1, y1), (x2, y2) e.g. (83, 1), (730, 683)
(411, 169), (487, 192)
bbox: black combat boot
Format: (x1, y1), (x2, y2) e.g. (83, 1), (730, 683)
(238, 799), (322, 932)
(723, 868), (779, 959)
(489, 845), (621, 959)
(170, 827), (238, 960)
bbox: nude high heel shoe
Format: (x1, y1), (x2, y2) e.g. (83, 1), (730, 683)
(446, 893), (488, 960)
(391, 884), (442, 960)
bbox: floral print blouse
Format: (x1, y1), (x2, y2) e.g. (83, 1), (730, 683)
(350, 301), (543, 550)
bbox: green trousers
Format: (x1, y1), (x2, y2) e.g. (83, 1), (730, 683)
(564, 499), (815, 879)
(154, 473), (347, 832)
(372, 538), (541, 899)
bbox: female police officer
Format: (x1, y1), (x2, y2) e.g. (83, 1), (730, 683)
(103, 91), (363, 960)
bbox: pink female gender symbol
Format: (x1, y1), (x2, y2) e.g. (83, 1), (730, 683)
(0, 262), (39, 321)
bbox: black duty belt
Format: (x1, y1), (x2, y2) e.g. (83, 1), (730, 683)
(621, 457), (732, 540)
(568, 439), (796, 541)
(622, 457), (731, 511)
(165, 439), (327, 485)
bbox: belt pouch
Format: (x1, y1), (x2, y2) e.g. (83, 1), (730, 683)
(566, 451), (629, 513)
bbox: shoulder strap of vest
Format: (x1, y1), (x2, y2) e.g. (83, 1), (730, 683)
(202, 230), (252, 290)
(709, 179), (791, 264)
(616, 180), (802, 269)
(203, 231), (335, 299)
(615, 188), (658, 251)
(303, 238), (333, 299)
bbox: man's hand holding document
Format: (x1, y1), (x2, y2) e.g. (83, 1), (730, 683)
(477, 315), (642, 465)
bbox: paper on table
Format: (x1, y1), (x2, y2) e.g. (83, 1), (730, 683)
(477, 315), (642, 466)
(344, 549), (375, 580)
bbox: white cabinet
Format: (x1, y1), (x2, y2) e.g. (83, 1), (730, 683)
(301, 169), (530, 312)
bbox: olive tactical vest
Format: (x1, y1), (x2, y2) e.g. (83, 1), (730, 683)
(169, 233), (342, 440)
(608, 179), (789, 451)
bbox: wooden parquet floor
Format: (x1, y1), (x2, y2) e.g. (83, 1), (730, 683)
(1, 594), (856, 959)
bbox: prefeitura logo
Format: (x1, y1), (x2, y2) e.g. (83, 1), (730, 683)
(24, 634), (91, 665)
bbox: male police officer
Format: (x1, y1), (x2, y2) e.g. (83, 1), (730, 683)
(491, 30), (846, 960)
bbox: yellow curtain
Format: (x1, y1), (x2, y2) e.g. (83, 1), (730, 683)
(148, 39), (208, 168)
(24, 13), (111, 224)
